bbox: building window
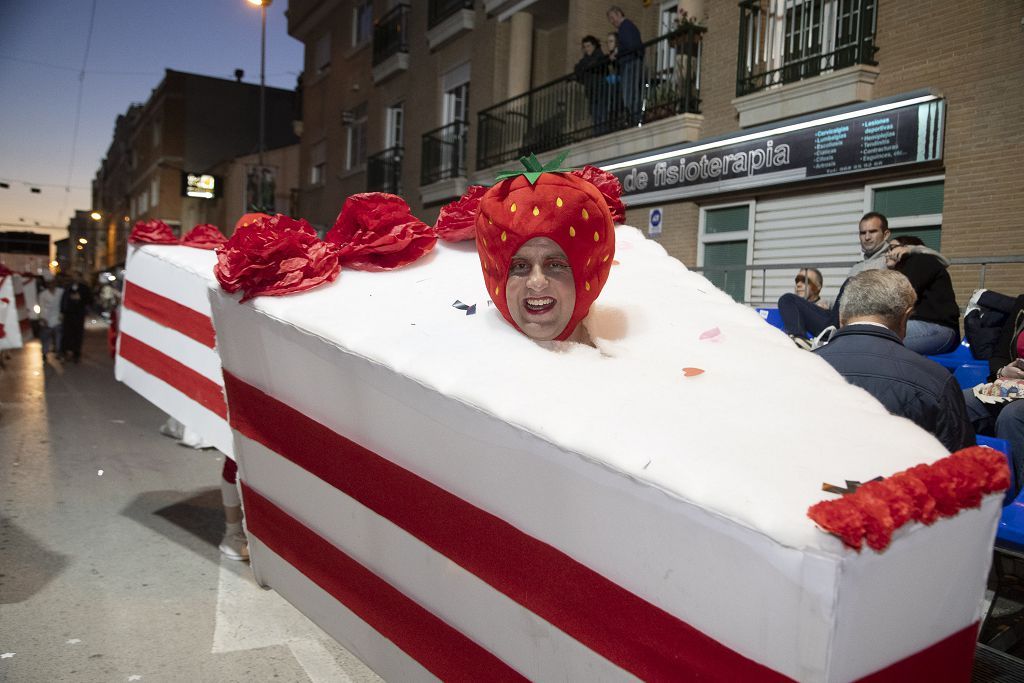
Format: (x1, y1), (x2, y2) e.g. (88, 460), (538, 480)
(152, 119), (161, 148)
(353, 1), (373, 47)
(700, 203), (753, 303)
(315, 32), (331, 74)
(345, 102), (368, 170)
(386, 102), (404, 149)
(737, 0), (877, 96)
(149, 176), (160, 211)
(310, 140), (327, 186)
(868, 177), (944, 250)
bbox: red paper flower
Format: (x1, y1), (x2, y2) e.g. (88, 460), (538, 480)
(571, 165), (626, 224)
(215, 214), (340, 303)
(327, 193), (437, 271)
(434, 185), (486, 242)
(0, 264), (14, 277)
(129, 220), (178, 244)
(807, 498), (865, 550)
(808, 446), (1009, 551)
(182, 224), (227, 249)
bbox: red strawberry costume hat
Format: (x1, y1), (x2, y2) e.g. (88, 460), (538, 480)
(476, 153), (615, 341)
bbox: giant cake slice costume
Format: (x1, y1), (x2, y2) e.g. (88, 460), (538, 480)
(114, 221), (233, 456)
(110, 175), (1006, 680)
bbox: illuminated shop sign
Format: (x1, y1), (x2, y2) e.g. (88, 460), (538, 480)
(181, 172), (219, 199)
(603, 94), (945, 204)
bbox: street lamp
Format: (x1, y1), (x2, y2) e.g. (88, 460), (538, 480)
(90, 211), (101, 221)
(248, 0), (272, 176)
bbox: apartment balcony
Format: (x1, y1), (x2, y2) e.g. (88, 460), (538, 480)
(734, 0), (878, 127)
(420, 121), (469, 204)
(476, 26), (704, 171)
(427, 0), (475, 50)
(367, 146), (403, 194)
(372, 3), (410, 84)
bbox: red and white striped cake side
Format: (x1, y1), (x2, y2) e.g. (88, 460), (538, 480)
(115, 246), (232, 457)
(211, 287), (993, 682)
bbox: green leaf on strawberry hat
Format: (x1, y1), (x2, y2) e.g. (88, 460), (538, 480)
(494, 151), (575, 185)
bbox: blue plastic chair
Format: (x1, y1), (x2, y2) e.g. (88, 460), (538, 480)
(954, 363), (990, 391)
(754, 307), (785, 331)
(927, 337), (980, 371)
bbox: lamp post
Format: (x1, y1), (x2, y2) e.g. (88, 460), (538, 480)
(248, 0), (272, 203)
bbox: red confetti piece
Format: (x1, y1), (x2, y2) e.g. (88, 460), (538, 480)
(682, 367), (705, 377)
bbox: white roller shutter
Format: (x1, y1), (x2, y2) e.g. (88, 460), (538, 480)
(748, 189), (864, 306)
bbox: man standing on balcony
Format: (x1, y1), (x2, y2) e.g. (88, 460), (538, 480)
(575, 36), (608, 135)
(607, 6), (643, 127)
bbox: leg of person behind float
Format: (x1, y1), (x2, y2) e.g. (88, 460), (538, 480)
(903, 320), (959, 355)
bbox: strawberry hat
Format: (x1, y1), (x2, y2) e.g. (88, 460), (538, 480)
(476, 154), (615, 341)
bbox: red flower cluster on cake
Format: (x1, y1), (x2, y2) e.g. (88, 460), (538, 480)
(215, 214), (340, 302)
(129, 220), (179, 244)
(182, 224), (227, 249)
(433, 185), (487, 242)
(808, 446), (1009, 551)
(327, 193), (437, 270)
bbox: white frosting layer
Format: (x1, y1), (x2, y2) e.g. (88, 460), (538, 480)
(227, 225), (947, 552)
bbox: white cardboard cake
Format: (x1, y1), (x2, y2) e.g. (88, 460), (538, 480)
(209, 226), (996, 681)
(0, 275), (24, 350)
(115, 245), (233, 457)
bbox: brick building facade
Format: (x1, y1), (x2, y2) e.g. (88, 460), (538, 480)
(288, 0), (1022, 306)
(91, 70), (300, 271)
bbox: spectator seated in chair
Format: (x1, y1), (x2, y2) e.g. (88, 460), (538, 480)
(814, 269), (975, 453)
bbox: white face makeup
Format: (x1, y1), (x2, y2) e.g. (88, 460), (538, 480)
(505, 237), (576, 341)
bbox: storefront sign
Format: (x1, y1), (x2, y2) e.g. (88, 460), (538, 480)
(181, 172), (219, 199)
(605, 95), (944, 204)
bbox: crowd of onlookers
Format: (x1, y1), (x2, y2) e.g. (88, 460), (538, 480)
(24, 270), (119, 364)
(775, 211), (1024, 483)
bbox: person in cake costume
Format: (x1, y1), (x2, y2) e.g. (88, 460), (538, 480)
(474, 153), (619, 344)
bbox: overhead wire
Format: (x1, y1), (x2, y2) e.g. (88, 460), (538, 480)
(57, 0), (99, 225)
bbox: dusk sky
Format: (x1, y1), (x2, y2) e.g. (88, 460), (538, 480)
(0, 0), (304, 238)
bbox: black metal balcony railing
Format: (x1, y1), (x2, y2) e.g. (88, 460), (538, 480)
(421, 121), (469, 186)
(737, 0), (877, 97)
(372, 3), (410, 67)
(428, 0), (474, 29)
(476, 26), (704, 170)
(367, 146), (403, 194)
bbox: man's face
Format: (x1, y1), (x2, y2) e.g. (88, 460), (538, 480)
(582, 41), (595, 56)
(505, 237), (576, 341)
(858, 218), (890, 253)
(607, 10), (623, 28)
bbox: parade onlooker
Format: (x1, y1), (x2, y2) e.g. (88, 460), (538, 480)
(574, 35), (608, 135)
(607, 6), (643, 126)
(794, 267), (829, 309)
(963, 292), (1024, 485)
(604, 32), (623, 126)
(60, 270), (93, 363)
(778, 212), (892, 345)
(37, 278), (63, 360)
(815, 269), (974, 452)
(884, 235), (960, 355)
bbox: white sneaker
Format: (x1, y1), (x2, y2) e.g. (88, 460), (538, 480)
(811, 325), (837, 350)
(965, 289), (988, 317)
(219, 529), (250, 561)
(789, 334), (812, 350)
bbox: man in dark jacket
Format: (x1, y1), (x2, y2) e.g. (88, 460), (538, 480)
(60, 270), (93, 363)
(574, 35), (608, 134)
(815, 269), (974, 452)
(607, 6), (643, 125)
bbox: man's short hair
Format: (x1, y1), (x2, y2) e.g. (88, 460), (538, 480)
(890, 234), (925, 247)
(582, 35), (600, 49)
(607, 6), (624, 17)
(839, 269), (916, 329)
(859, 211), (889, 232)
